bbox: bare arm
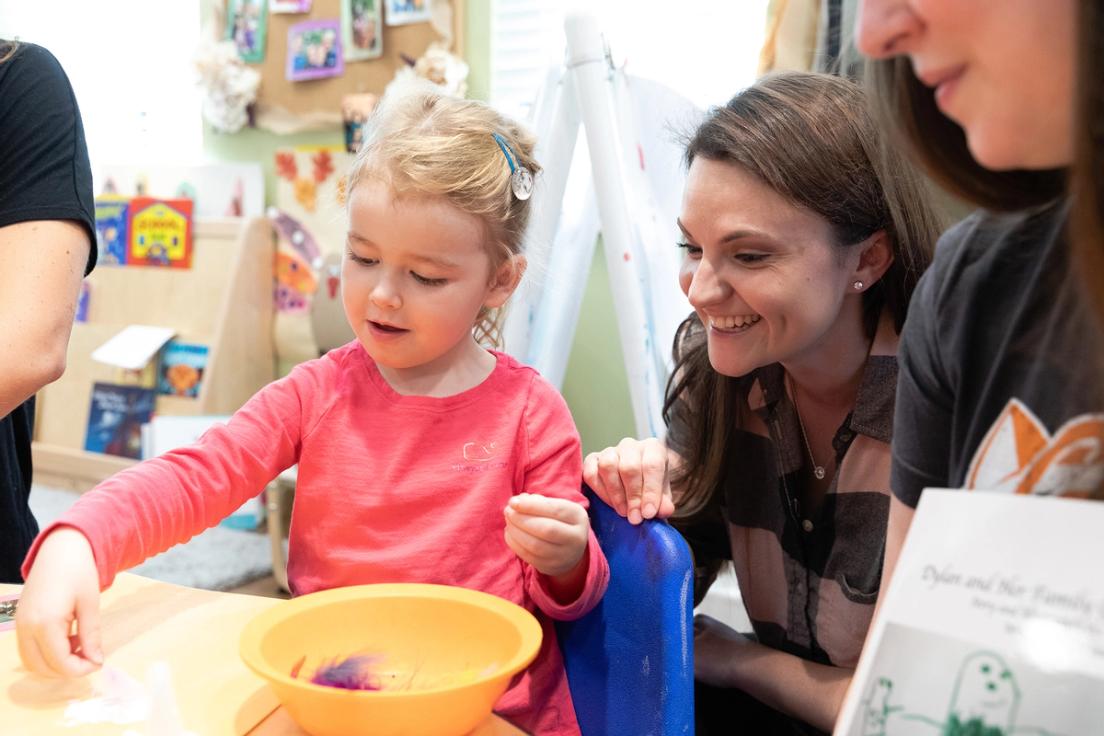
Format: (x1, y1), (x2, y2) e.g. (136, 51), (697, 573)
(697, 496), (918, 732)
(0, 220), (89, 416)
(695, 614), (851, 732)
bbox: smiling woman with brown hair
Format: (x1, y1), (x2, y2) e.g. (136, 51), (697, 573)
(0, 39), (95, 583)
(583, 71), (944, 733)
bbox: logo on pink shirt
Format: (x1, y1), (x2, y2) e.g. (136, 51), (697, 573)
(455, 441), (508, 473)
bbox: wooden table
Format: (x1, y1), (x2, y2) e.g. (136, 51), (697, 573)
(0, 574), (524, 735)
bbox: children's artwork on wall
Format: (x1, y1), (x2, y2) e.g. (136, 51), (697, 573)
(274, 249), (318, 312)
(271, 147), (354, 370)
(342, 0), (383, 61)
(94, 195), (129, 266)
(158, 341), (210, 398)
(227, 0), (269, 63)
(127, 197), (195, 269)
(269, 207), (321, 369)
(384, 0), (431, 26)
(84, 383), (157, 460)
(270, 0), (312, 12)
(273, 147), (342, 213)
(287, 19), (344, 81)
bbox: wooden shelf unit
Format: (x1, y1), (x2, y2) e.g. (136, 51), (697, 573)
(32, 217), (277, 491)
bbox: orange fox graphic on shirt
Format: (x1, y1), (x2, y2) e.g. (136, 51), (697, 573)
(965, 399), (1104, 497)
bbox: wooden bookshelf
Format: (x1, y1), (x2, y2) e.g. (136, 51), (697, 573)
(32, 217), (277, 491)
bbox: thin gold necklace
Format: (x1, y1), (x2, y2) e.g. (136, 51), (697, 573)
(787, 373), (826, 480)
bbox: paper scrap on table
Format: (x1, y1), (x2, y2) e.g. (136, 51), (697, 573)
(91, 326), (176, 371)
(63, 666), (148, 727)
(61, 662), (197, 736)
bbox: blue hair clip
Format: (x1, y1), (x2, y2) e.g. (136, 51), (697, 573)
(492, 132), (533, 201)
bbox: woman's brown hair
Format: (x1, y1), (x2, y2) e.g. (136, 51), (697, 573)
(1072, 0), (1104, 330)
(865, 57), (1067, 213)
(667, 72), (943, 516)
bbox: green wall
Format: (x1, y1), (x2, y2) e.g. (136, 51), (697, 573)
(561, 243), (636, 454)
(201, 0), (637, 454)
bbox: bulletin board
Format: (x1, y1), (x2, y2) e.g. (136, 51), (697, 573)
(236, 0), (465, 126)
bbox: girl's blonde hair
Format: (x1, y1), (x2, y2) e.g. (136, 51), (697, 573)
(346, 83), (541, 347)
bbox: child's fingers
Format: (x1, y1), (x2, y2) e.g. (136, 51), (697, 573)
(75, 593), (104, 666)
(505, 506), (580, 545)
(504, 521), (555, 562)
(508, 494), (587, 525)
(503, 525), (529, 561)
(505, 515), (586, 577)
(15, 620), (52, 677)
(37, 618), (97, 678)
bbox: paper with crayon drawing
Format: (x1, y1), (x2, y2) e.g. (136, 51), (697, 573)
(835, 491), (1104, 736)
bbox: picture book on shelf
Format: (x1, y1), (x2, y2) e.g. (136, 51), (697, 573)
(84, 382), (157, 460)
(127, 197), (194, 268)
(94, 195), (129, 265)
(158, 341), (209, 398)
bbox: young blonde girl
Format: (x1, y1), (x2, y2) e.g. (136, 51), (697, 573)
(16, 87), (609, 736)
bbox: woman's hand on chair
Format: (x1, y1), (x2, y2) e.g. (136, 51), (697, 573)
(583, 437), (675, 524)
(15, 528), (104, 678)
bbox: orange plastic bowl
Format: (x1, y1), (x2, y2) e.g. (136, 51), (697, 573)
(239, 584), (542, 736)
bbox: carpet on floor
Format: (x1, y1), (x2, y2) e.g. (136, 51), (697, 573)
(28, 485), (274, 591)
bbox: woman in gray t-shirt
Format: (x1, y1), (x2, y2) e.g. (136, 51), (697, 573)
(855, 0), (1104, 642)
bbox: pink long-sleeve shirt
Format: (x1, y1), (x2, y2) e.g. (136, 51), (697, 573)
(25, 343), (609, 735)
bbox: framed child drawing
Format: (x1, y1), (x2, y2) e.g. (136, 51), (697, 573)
(384, 0), (431, 26)
(286, 18), (344, 81)
(227, 0), (268, 63)
(343, 0), (383, 61)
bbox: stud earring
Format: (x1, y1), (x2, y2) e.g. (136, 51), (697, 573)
(853, 281), (864, 291)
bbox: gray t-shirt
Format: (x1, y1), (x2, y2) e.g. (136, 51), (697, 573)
(892, 199), (1104, 506)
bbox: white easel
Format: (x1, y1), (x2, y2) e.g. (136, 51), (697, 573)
(502, 13), (700, 439)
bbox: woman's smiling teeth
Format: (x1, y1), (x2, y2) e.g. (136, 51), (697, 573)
(709, 314), (761, 332)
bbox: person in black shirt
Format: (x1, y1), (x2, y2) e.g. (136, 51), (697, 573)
(0, 40), (96, 582)
(853, 0), (1103, 623)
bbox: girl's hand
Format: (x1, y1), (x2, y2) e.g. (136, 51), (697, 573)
(583, 437), (675, 524)
(503, 493), (589, 578)
(16, 527), (104, 678)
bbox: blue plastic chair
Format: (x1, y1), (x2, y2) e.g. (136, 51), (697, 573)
(557, 486), (695, 735)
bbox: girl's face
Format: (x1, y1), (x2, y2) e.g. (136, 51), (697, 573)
(342, 180), (517, 373)
(678, 158), (872, 378)
(855, 0), (1076, 170)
